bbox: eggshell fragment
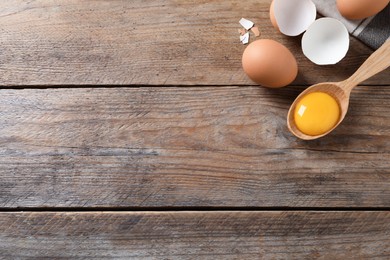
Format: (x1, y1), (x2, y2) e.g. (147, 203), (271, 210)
(273, 0), (316, 36)
(302, 18), (349, 65)
(251, 26), (261, 37)
(269, 0), (279, 31)
(240, 32), (250, 44)
(238, 28), (246, 36)
(239, 18), (254, 30)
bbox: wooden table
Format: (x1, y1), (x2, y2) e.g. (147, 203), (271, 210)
(1, 0), (389, 258)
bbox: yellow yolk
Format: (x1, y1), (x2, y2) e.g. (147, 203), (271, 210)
(294, 92), (340, 136)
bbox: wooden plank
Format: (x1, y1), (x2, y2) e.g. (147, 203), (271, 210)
(0, 211), (389, 259)
(0, 87), (389, 208)
(0, 0), (387, 86)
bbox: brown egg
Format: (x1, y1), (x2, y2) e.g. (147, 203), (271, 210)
(269, 0), (279, 31)
(242, 39), (298, 88)
(337, 0), (389, 20)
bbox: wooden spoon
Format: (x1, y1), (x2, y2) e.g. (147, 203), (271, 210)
(287, 40), (390, 140)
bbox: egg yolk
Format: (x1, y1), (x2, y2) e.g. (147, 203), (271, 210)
(294, 92), (340, 136)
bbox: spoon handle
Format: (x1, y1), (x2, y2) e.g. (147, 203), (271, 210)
(344, 40), (390, 91)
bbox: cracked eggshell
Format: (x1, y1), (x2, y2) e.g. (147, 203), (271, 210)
(302, 18), (349, 65)
(269, 1), (279, 31)
(273, 0), (316, 36)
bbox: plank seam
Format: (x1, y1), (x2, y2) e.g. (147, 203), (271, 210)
(0, 207), (389, 212)
(0, 84), (389, 89)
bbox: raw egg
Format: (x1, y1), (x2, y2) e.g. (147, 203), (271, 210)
(242, 39), (298, 88)
(337, 0), (389, 20)
(294, 92), (340, 136)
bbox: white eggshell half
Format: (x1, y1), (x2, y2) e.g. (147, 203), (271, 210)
(302, 17), (349, 65)
(273, 0), (316, 36)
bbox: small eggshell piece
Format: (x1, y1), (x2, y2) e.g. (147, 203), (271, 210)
(240, 32), (250, 44)
(302, 18), (349, 65)
(251, 26), (261, 37)
(238, 28), (246, 36)
(242, 39), (298, 88)
(239, 18), (254, 30)
(273, 0), (316, 36)
(337, 0), (389, 20)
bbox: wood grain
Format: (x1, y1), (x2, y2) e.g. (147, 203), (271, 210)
(0, 87), (389, 208)
(1, 1), (388, 257)
(0, 0), (388, 86)
(0, 211), (389, 259)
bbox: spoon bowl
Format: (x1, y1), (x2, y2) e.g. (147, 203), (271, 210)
(287, 82), (350, 140)
(287, 40), (390, 140)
